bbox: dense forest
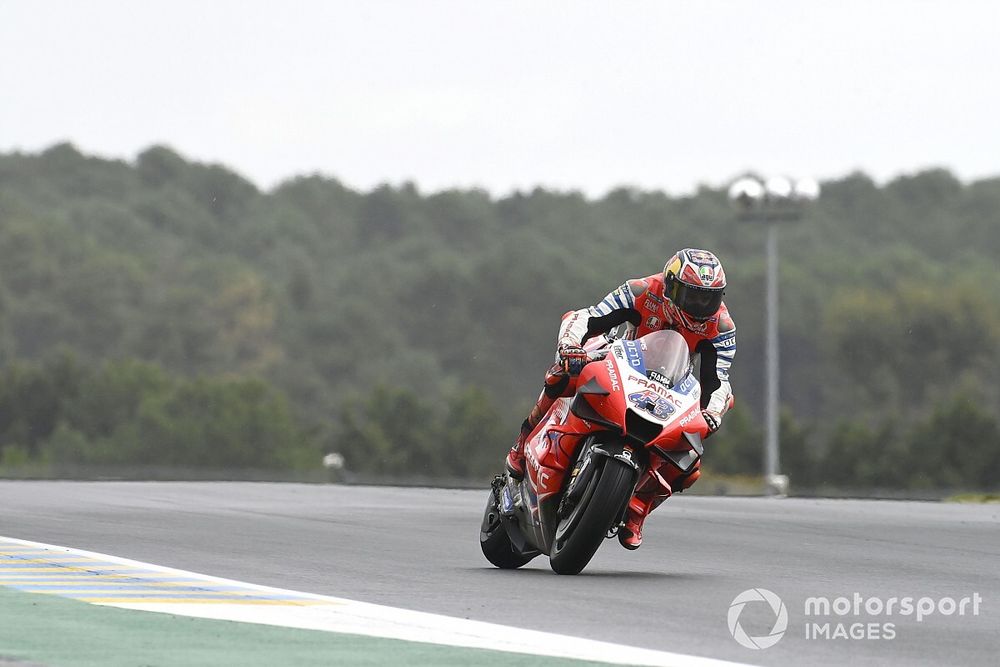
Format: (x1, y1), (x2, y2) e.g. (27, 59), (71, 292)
(0, 143), (997, 491)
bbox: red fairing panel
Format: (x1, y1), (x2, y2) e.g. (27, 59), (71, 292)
(526, 357), (625, 501)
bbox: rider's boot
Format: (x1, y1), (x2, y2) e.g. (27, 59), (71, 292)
(619, 513), (644, 550)
(619, 492), (670, 550)
(618, 496), (650, 550)
(505, 420), (531, 480)
(618, 460), (703, 548)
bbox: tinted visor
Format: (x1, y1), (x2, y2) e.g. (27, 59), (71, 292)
(671, 281), (724, 320)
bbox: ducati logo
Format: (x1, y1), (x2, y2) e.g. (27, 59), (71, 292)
(646, 316), (660, 328)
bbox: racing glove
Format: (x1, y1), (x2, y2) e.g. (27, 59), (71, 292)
(557, 344), (589, 375)
(702, 410), (722, 434)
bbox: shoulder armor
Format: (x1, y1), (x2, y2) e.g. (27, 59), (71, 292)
(627, 279), (649, 298)
(717, 304), (735, 334)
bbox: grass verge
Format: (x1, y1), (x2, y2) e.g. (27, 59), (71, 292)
(0, 586), (613, 667)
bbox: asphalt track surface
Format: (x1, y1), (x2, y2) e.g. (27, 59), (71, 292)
(0, 481), (997, 667)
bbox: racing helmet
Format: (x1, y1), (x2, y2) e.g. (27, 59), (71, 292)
(663, 248), (726, 321)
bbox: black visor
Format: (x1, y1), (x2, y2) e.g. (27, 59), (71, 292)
(669, 280), (724, 320)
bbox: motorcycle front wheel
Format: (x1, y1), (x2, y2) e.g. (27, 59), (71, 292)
(549, 457), (633, 575)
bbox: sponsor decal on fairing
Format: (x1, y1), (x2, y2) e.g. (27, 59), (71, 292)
(621, 340), (646, 375)
(605, 359), (620, 391)
(675, 373), (698, 395)
(628, 390), (676, 420)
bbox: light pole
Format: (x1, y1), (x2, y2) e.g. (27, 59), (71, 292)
(728, 175), (819, 496)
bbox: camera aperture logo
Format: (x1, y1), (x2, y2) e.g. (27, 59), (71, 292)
(728, 589), (983, 648)
(728, 588), (788, 649)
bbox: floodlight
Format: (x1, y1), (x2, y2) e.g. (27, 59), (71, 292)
(728, 177), (765, 209)
(793, 177), (820, 201)
(764, 175), (793, 200)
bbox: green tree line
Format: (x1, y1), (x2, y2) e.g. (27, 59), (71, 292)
(0, 143), (997, 489)
(0, 354), (311, 469)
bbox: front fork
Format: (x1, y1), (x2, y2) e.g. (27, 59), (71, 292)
(558, 437), (643, 535)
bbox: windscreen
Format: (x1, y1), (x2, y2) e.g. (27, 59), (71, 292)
(637, 330), (691, 387)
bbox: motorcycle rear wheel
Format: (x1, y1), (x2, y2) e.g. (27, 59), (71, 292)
(549, 458), (633, 575)
(480, 489), (533, 569)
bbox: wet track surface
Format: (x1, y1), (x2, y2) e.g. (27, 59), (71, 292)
(0, 481), (997, 666)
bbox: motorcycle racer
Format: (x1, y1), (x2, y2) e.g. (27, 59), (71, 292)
(505, 248), (736, 549)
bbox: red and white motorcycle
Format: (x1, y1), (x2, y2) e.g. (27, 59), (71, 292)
(480, 329), (711, 574)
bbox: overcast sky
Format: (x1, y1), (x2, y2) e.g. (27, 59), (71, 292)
(2, 1), (998, 196)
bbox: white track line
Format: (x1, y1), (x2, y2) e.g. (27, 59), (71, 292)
(0, 536), (755, 667)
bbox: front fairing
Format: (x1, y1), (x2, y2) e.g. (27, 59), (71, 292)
(575, 330), (709, 452)
(620, 368), (703, 442)
(568, 354), (628, 434)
